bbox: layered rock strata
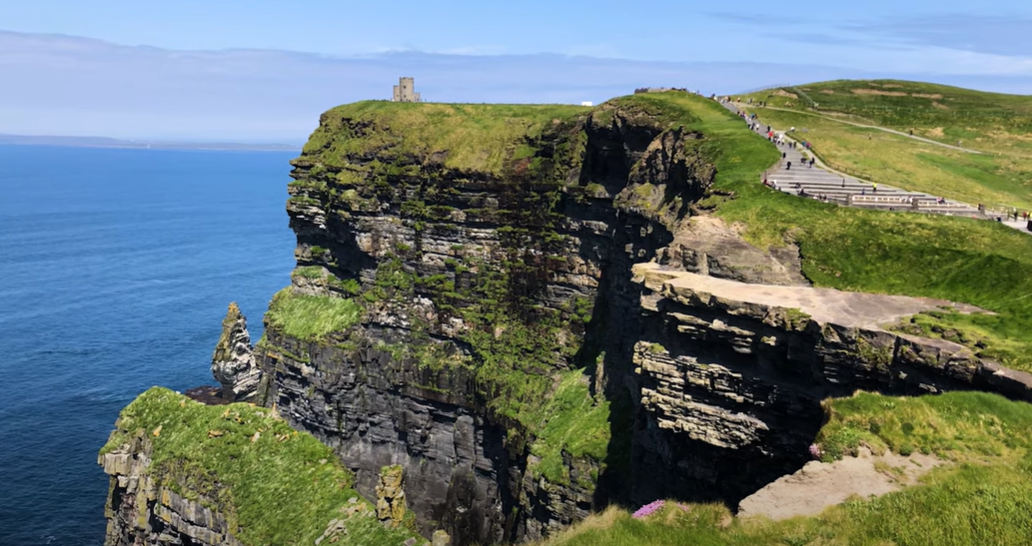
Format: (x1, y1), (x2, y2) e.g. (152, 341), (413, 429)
(628, 263), (1032, 504)
(254, 99), (733, 544)
(100, 436), (242, 546)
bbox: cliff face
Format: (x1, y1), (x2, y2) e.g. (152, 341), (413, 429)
(258, 100), (698, 544)
(100, 436), (243, 546)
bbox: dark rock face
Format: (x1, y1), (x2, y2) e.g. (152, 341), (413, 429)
(262, 328), (511, 545)
(259, 104), (699, 544)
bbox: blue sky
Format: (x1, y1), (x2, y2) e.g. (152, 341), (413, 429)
(2, 0), (1031, 141)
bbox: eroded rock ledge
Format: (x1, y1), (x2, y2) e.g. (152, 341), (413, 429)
(629, 262), (1032, 504)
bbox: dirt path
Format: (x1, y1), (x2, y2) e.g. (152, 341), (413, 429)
(737, 447), (943, 520)
(750, 105), (982, 154)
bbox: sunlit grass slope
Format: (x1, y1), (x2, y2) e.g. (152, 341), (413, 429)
(303, 101), (591, 174)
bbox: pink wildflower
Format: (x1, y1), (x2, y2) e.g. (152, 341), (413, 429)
(632, 500), (665, 519)
(809, 443), (823, 460)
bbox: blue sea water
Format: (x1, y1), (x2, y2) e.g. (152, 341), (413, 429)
(0, 145), (298, 545)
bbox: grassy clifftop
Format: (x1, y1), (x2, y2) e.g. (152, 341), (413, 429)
(101, 388), (419, 546)
(758, 80), (1032, 139)
(301, 101), (592, 174)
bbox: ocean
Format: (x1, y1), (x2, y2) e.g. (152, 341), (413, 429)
(0, 145), (298, 545)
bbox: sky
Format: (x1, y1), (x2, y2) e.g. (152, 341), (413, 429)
(2, 0), (1031, 141)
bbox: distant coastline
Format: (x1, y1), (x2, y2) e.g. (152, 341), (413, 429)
(0, 133), (302, 152)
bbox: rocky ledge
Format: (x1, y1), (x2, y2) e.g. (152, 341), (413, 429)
(629, 262), (1032, 504)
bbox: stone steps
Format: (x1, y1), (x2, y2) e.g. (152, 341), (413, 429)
(720, 100), (1012, 224)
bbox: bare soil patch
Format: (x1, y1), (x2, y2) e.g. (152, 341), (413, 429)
(737, 447), (944, 520)
(913, 93), (944, 99)
(927, 127), (945, 138)
(852, 89), (908, 97)
(820, 89), (836, 95)
(774, 89), (799, 99)
(932, 101), (950, 110)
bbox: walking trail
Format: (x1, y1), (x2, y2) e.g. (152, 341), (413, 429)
(719, 100), (1031, 234)
(753, 105), (982, 154)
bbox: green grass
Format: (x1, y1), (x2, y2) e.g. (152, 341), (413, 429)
(817, 391), (1032, 461)
(534, 391), (1032, 546)
(101, 388), (419, 546)
(265, 287), (363, 341)
(527, 369), (612, 485)
(621, 91), (1032, 371)
(302, 101), (591, 174)
(748, 80), (1032, 151)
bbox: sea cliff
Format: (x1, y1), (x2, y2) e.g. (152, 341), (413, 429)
(100, 91), (1032, 546)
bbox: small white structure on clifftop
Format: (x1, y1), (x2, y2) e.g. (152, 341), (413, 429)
(391, 77), (421, 102)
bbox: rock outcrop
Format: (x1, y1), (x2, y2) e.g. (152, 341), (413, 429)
(211, 303), (262, 402)
(100, 434), (243, 546)
(627, 263), (1032, 504)
(375, 465), (407, 528)
(99, 388), (424, 546)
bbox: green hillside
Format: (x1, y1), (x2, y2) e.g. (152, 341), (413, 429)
(741, 80), (1032, 209)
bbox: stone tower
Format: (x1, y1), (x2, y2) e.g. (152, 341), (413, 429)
(391, 77), (421, 102)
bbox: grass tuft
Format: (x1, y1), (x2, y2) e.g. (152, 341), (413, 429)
(527, 370), (611, 485)
(265, 288), (362, 341)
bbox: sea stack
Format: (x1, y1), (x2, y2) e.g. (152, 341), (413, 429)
(211, 302), (261, 402)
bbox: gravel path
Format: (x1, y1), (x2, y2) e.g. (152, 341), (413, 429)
(737, 447), (943, 520)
